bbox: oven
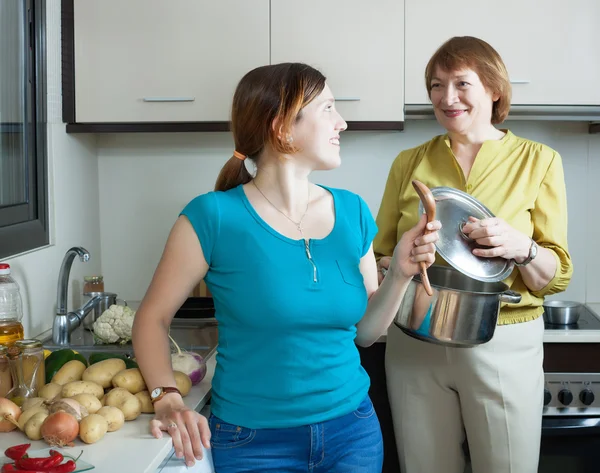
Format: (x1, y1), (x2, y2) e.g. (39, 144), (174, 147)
(540, 304), (600, 473)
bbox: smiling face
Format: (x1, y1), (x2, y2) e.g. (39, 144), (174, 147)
(429, 67), (500, 136)
(289, 83), (348, 171)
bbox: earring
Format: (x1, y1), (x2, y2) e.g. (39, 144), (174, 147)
(286, 135), (293, 143)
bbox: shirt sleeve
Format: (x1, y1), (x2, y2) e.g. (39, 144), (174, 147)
(179, 192), (220, 266)
(530, 151), (573, 297)
(373, 155), (402, 261)
(357, 195), (378, 257)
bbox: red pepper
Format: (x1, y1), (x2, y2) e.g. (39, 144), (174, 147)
(15, 450), (64, 470)
(3, 444), (31, 461)
(0, 459), (77, 473)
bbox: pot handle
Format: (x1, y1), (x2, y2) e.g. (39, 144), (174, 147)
(500, 290), (521, 304)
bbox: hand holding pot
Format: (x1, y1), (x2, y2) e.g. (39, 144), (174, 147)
(385, 214), (441, 281)
(461, 216), (531, 262)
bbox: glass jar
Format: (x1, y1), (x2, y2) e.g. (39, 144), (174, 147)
(15, 339), (45, 395)
(5, 345), (34, 407)
(0, 345), (12, 397)
(83, 275), (104, 294)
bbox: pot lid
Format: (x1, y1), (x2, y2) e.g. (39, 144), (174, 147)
(419, 186), (514, 283)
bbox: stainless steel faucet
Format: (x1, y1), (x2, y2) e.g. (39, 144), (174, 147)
(52, 247), (101, 345)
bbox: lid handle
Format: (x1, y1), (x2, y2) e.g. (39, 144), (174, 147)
(412, 180), (436, 296)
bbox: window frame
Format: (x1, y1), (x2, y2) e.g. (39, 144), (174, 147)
(0, 0), (48, 259)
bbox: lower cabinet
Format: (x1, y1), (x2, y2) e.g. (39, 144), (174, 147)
(358, 342), (401, 473)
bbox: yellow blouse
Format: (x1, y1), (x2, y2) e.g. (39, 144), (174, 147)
(373, 130), (573, 325)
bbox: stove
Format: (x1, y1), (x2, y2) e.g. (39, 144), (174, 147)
(543, 305), (600, 417)
(544, 304), (600, 331)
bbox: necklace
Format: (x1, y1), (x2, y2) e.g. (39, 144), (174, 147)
(252, 180), (310, 239)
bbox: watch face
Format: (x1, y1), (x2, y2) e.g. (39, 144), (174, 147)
(151, 388), (161, 399)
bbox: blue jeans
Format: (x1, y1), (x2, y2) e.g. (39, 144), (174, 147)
(209, 396), (383, 472)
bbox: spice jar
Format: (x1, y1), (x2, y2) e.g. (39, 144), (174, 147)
(15, 339), (45, 395)
(0, 345), (12, 397)
(5, 345), (34, 407)
(83, 275), (104, 294)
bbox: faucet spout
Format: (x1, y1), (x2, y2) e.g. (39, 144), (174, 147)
(56, 247), (90, 316)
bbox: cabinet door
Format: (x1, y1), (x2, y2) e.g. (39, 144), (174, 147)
(73, 0), (269, 122)
(405, 0), (600, 106)
(271, 0), (404, 123)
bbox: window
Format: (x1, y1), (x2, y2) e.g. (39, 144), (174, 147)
(0, 0), (48, 259)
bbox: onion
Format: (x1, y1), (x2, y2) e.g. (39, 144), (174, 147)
(47, 398), (88, 421)
(0, 397), (22, 432)
(169, 335), (207, 386)
(41, 411), (79, 447)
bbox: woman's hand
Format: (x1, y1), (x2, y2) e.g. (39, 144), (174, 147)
(151, 395), (211, 467)
(461, 216), (531, 262)
(378, 214), (441, 282)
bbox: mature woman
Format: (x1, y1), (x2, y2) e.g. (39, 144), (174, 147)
(132, 62), (440, 472)
(375, 36), (573, 473)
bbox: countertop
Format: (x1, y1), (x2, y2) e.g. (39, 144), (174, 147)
(376, 304), (600, 344)
(0, 352), (217, 473)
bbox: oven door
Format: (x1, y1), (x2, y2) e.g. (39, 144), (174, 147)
(540, 417), (600, 472)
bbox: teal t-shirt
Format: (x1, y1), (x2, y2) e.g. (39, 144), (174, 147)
(181, 184), (377, 429)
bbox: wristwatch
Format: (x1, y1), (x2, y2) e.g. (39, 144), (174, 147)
(150, 386), (182, 404)
(514, 238), (538, 267)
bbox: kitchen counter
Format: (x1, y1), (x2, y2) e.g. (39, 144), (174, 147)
(0, 352), (217, 473)
(376, 304), (600, 344)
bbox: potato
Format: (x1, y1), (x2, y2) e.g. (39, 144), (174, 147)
(100, 394), (106, 407)
(104, 387), (142, 421)
(174, 371), (192, 397)
(112, 368), (146, 394)
(51, 360), (87, 385)
(39, 383), (62, 400)
(135, 391), (154, 413)
(22, 397), (46, 412)
(96, 406), (125, 432)
(24, 411), (48, 440)
(61, 380), (104, 399)
(18, 405), (49, 431)
(69, 393), (102, 414)
(82, 358), (126, 389)
(79, 414), (108, 444)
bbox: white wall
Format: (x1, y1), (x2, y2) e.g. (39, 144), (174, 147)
(2, 0), (102, 338)
(97, 121), (598, 303)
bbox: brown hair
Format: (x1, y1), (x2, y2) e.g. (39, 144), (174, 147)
(425, 36), (512, 124)
(214, 63), (326, 192)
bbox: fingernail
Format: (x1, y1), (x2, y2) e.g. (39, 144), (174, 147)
(427, 223), (433, 230)
(196, 455), (203, 460)
(187, 460), (195, 467)
(176, 451), (183, 458)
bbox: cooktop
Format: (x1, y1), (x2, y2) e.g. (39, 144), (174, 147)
(544, 305), (600, 331)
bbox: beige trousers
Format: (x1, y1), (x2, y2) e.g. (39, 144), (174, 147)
(385, 316), (544, 473)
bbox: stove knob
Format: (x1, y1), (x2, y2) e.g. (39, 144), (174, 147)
(558, 389), (573, 406)
(579, 389), (595, 406)
(544, 389), (552, 406)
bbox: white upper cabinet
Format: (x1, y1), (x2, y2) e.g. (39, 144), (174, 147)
(270, 0), (405, 123)
(404, 0), (600, 106)
(73, 0), (269, 122)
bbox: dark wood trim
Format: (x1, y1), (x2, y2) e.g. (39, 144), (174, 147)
(61, 0), (75, 123)
(543, 343), (600, 373)
(66, 122), (232, 133)
(65, 121), (404, 134)
(590, 123), (600, 134)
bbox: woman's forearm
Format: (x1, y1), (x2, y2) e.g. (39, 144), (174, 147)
(518, 245), (557, 292)
(355, 270), (411, 347)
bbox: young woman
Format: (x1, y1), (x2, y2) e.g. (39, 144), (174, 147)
(133, 62), (441, 472)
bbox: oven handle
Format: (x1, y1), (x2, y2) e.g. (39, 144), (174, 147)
(543, 417), (600, 436)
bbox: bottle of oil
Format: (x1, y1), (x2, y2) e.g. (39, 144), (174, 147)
(0, 264), (25, 346)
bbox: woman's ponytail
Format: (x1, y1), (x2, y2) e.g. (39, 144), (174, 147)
(214, 154), (253, 191)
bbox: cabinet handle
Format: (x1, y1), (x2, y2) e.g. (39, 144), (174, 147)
(335, 97), (361, 101)
(142, 97), (195, 102)
(510, 80), (530, 84)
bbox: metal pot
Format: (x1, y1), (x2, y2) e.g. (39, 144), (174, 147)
(82, 291), (127, 330)
(542, 300), (582, 325)
(393, 265), (521, 347)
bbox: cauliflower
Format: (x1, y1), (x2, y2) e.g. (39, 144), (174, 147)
(92, 304), (136, 344)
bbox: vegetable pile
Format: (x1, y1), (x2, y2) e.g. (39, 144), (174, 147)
(0, 350), (194, 450)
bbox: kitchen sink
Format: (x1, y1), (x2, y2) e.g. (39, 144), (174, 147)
(42, 318), (218, 361)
